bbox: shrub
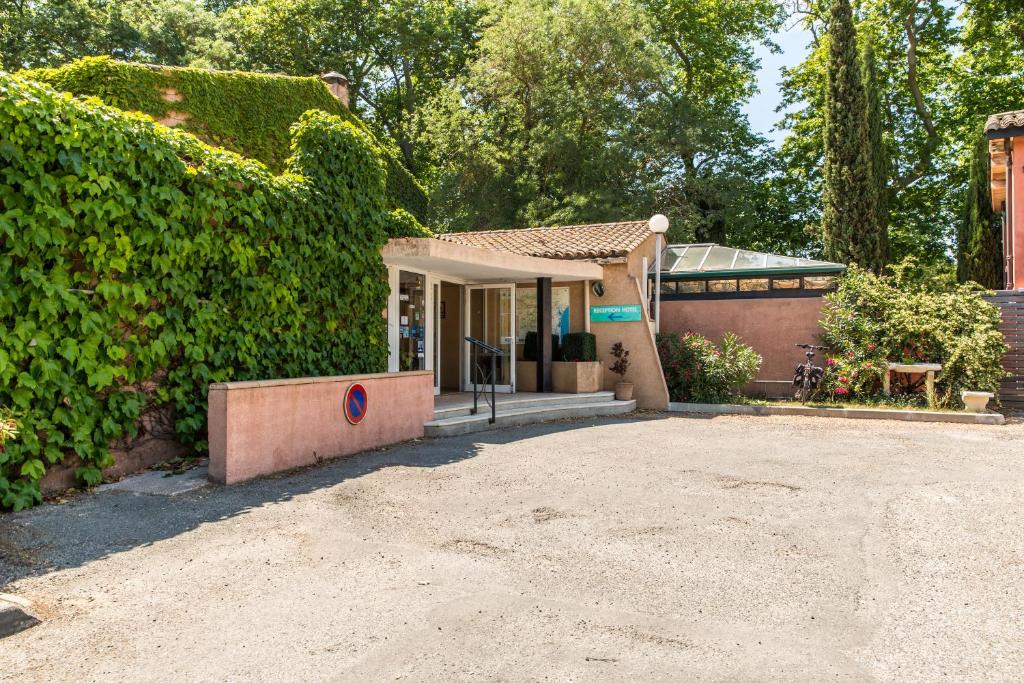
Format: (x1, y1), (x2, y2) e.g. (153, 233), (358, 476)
(20, 57), (431, 223)
(820, 260), (1007, 407)
(522, 332), (560, 362)
(560, 332), (597, 362)
(657, 332), (761, 403)
(0, 74), (395, 510)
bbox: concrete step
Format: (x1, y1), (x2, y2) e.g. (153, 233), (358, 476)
(433, 391), (616, 420)
(424, 398), (636, 437)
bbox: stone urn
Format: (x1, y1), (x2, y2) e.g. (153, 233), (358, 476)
(614, 381), (634, 401)
(961, 391), (994, 413)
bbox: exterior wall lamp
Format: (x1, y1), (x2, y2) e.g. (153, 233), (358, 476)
(649, 214), (669, 334)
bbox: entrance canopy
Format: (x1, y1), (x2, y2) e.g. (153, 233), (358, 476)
(383, 237), (603, 283)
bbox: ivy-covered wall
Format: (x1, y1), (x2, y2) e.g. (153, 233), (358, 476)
(21, 57), (430, 225)
(0, 74), (401, 510)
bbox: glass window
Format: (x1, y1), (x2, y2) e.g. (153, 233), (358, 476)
(764, 253), (800, 268)
(707, 279), (737, 292)
(739, 278), (769, 292)
(732, 250), (766, 270)
(399, 271), (426, 371)
(676, 245), (713, 271)
(803, 275), (837, 290)
(702, 247), (736, 271)
(660, 280), (677, 295)
(772, 278), (801, 289)
(677, 280), (705, 293)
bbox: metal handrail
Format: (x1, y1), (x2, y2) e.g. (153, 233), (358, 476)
(465, 336), (501, 424)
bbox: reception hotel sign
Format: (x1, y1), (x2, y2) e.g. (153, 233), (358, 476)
(590, 305), (643, 323)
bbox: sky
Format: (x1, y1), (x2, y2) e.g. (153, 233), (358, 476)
(742, 25), (814, 147)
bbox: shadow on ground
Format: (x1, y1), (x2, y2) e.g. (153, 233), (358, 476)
(0, 414), (669, 587)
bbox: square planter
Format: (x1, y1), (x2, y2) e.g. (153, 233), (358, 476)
(516, 360), (537, 392)
(552, 361), (603, 394)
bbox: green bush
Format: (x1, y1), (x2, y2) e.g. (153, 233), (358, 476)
(522, 332), (560, 362)
(657, 332), (762, 403)
(20, 57), (430, 224)
(820, 260), (1007, 407)
(0, 74), (396, 510)
(560, 332), (597, 362)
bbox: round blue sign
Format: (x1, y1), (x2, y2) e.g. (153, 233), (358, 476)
(344, 383), (368, 425)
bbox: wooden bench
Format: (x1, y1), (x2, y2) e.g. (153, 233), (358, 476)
(882, 362), (942, 407)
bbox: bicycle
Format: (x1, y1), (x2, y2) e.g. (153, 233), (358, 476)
(793, 344), (829, 403)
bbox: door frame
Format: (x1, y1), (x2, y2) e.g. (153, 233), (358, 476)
(463, 283), (516, 393)
(387, 266), (436, 384)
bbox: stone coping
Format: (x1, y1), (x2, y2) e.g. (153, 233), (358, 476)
(210, 370), (433, 391)
(667, 402), (1005, 425)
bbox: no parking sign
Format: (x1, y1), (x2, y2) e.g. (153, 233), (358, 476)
(344, 383), (368, 425)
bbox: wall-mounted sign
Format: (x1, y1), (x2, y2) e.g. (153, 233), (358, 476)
(590, 305), (643, 323)
(344, 383), (368, 425)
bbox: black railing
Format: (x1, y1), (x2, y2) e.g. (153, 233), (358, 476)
(465, 336), (502, 424)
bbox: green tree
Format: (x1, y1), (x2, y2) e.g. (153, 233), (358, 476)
(862, 38), (889, 266)
(778, 0), (959, 264)
(419, 0), (666, 230)
(216, 0), (484, 172)
(637, 0), (785, 244)
(956, 129), (1003, 289)
(821, 0), (881, 271)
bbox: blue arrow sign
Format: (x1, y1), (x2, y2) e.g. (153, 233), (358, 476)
(590, 305), (643, 323)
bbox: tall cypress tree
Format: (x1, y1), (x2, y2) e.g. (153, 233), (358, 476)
(821, 0), (880, 272)
(957, 129), (1003, 289)
(862, 39), (889, 269)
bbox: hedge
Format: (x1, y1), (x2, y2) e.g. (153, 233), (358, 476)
(0, 73), (400, 510)
(20, 57), (430, 225)
(560, 332), (597, 362)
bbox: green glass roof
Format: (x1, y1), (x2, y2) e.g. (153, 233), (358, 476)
(651, 244), (846, 280)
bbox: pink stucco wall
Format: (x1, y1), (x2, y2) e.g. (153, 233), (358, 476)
(660, 296), (828, 396)
(1011, 136), (1024, 289)
(208, 371), (434, 485)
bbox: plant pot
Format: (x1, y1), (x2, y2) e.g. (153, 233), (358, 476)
(516, 360), (537, 392)
(614, 381), (634, 401)
(961, 390), (994, 413)
(552, 361), (603, 393)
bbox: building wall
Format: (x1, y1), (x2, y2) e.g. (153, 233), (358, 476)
(588, 235), (670, 409)
(1012, 136), (1024, 289)
(660, 295), (828, 397)
(208, 371), (434, 485)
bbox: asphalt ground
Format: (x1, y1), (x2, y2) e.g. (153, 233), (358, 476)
(1, 413), (1022, 681)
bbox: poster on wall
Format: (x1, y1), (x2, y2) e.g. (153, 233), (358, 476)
(516, 287), (570, 343)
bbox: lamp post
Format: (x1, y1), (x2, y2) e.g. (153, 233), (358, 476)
(649, 214), (669, 335)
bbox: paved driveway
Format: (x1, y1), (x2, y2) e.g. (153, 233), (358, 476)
(1, 414), (1022, 681)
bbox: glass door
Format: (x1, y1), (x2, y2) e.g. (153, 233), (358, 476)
(397, 271), (426, 372)
(464, 284), (516, 392)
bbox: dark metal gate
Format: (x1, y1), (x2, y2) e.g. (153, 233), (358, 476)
(985, 291), (1024, 411)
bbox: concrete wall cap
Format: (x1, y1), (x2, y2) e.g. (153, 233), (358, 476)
(210, 370), (433, 391)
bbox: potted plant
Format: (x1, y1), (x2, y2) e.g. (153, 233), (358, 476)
(610, 342), (632, 400)
(552, 332), (602, 393)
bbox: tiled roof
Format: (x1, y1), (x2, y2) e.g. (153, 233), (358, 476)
(985, 110), (1024, 134)
(436, 221), (652, 260)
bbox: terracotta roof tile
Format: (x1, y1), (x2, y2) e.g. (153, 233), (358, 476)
(986, 110), (1024, 134)
(436, 221), (652, 260)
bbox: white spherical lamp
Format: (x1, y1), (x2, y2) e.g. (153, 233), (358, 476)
(648, 213), (669, 234)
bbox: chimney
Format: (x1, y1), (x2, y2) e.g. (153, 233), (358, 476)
(321, 71), (350, 109)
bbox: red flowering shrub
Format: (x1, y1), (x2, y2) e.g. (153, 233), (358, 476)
(657, 332), (761, 403)
(820, 261), (1006, 407)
